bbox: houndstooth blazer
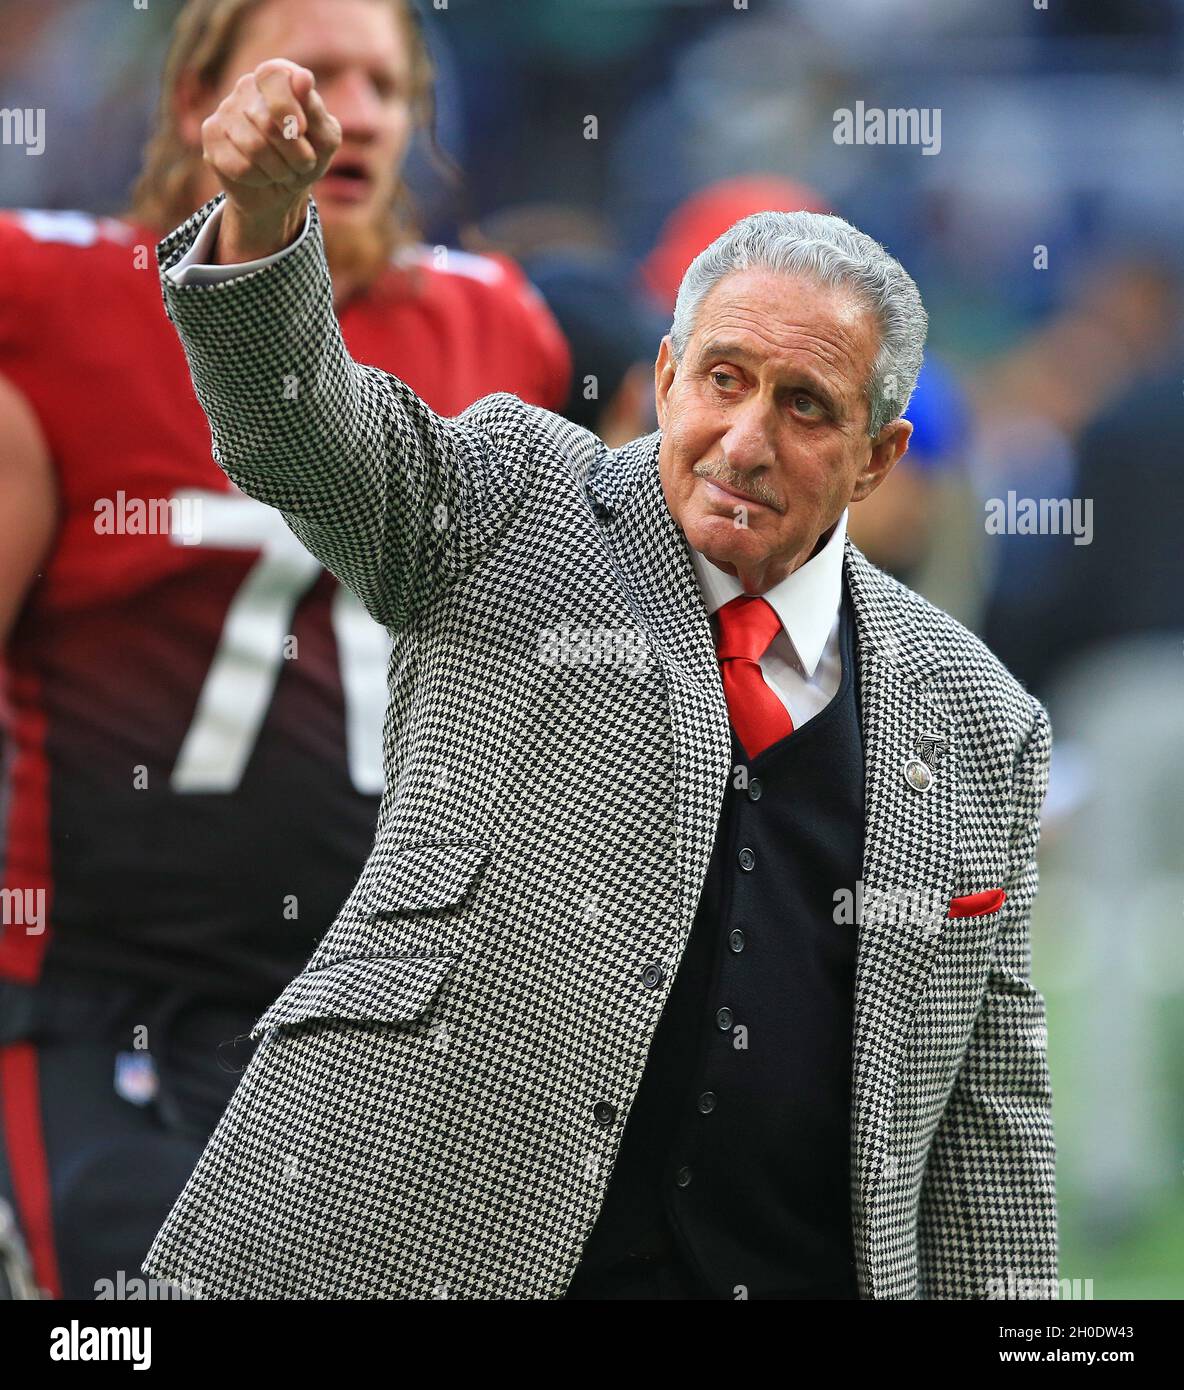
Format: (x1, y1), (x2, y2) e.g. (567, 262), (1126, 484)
(143, 194), (1057, 1300)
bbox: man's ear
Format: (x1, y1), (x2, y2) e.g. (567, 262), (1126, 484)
(654, 335), (676, 431)
(851, 417), (912, 503)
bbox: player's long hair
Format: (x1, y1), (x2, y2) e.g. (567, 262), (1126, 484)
(127, 0), (450, 257)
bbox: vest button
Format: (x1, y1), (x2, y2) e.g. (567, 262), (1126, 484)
(747, 777), (763, 801)
(738, 846), (756, 871)
(697, 1091), (717, 1114)
(675, 1165), (693, 1188)
(728, 929), (746, 953)
(715, 1006), (733, 1030)
(593, 1101), (616, 1126)
(641, 963), (664, 989)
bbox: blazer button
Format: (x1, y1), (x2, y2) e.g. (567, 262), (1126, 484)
(641, 963), (664, 989)
(697, 1092), (717, 1114)
(738, 846), (756, 871)
(675, 1165), (693, 1188)
(747, 777), (763, 801)
(591, 500), (612, 522)
(728, 928), (746, 953)
(593, 1101), (616, 1126)
(715, 1006), (734, 1030)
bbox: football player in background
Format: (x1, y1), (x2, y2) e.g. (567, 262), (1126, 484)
(0, 0), (568, 1299)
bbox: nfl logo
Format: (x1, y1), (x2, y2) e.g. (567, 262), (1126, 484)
(113, 1051), (159, 1107)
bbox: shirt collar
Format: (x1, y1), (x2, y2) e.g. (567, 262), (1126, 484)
(688, 508), (848, 678)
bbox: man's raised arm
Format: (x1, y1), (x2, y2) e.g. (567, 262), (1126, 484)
(156, 59), (527, 631)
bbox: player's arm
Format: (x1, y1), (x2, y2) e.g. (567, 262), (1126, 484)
(157, 59), (526, 633)
(915, 699), (1058, 1298)
(0, 371), (57, 646)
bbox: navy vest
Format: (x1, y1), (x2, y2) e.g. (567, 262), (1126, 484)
(571, 582), (864, 1298)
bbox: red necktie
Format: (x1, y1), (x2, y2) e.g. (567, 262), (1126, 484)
(714, 595), (795, 759)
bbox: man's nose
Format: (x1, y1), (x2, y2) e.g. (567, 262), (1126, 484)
(721, 396), (777, 473)
(320, 70), (384, 137)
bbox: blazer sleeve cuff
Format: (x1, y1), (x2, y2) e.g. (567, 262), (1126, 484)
(162, 200), (313, 286)
(154, 192), (328, 337)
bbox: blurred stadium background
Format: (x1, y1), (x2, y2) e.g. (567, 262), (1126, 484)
(1, 0), (1181, 1298)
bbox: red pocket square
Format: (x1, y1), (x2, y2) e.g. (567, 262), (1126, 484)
(947, 888), (1006, 919)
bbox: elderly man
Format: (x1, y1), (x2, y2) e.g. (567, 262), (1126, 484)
(142, 61), (1057, 1300)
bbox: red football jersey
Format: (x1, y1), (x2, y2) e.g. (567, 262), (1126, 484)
(0, 207), (570, 1003)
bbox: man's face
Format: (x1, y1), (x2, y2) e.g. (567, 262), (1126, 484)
(655, 267), (911, 594)
(182, 0), (413, 236)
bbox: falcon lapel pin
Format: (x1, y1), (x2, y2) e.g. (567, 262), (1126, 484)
(903, 731), (950, 793)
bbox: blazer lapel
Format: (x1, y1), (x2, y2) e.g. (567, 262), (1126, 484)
(844, 539), (961, 1295)
(584, 432), (733, 928)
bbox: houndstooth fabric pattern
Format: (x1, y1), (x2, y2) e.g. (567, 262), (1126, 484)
(143, 193), (1057, 1300)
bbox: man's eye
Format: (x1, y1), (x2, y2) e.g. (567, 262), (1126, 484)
(791, 394), (821, 416)
(367, 67), (404, 99)
(710, 371), (739, 390)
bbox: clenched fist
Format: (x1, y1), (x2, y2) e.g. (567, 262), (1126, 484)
(201, 58), (342, 264)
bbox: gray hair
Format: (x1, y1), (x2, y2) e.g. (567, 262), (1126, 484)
(669, 209), (927, 437)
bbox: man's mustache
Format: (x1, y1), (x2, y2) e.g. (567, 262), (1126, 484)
(693, 459), (782, 512)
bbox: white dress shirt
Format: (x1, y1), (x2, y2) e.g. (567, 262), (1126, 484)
(162, 200), (848, 729)
(689, 507), (847, 731)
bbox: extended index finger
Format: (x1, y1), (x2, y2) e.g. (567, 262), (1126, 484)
(255, 60), (312, 142)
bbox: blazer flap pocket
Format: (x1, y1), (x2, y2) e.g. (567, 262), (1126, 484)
(363, 839), (492, 915)
(251, 955), (456, 1038)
